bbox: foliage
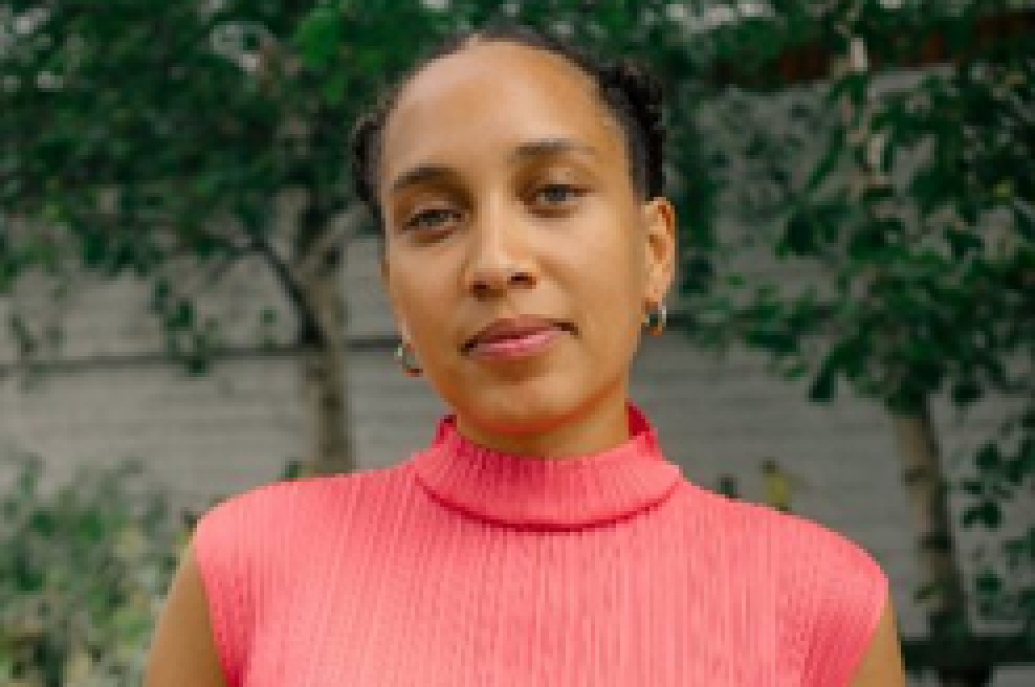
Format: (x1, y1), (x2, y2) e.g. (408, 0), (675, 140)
(0, 0), (472, 471)
(2, 0), (1033, 670)
(967, 403), (1035, 631)
(676, 0), (1035, 649)
(0, 0), (451, 367)
(0, 452), (182, 686)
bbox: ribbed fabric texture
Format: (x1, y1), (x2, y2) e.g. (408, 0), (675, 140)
(194, 406), (887, 686)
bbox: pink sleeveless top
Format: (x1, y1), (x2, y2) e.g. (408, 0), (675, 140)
(194, 407), (887, 686)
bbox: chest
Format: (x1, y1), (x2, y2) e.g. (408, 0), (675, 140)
(239, 537), (794, 686)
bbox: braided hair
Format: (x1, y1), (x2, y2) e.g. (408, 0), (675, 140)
(349, 21), (666, 232)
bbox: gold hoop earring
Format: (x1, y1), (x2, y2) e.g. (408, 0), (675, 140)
(395, 341), (423, 377)
(643, 303), (667, 336)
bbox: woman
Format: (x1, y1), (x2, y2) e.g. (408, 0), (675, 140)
(147, 22), (906, 685)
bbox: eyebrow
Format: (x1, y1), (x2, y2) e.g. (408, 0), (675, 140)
(389, 164), (454, 195)
(388, 138), (597, 195)
(509, 138), (598, 163)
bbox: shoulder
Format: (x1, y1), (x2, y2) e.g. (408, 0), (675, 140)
(197, 464), (400, 535)
(187, 465), (410, 683)
(701, 490), (886, 611)
(749, 502), (888, 608)
(752, 503), (888, 683)
(770, 507), (889, 685)
(684, 484), (883, 580)
(192, 464), (407, 578)
(680, 486), (888, 681)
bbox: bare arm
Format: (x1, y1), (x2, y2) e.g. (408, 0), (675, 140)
(848, 595), (907, 686)
(145, 545), (227, 687)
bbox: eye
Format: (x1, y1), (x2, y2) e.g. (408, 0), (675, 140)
(405, 206), (461, 231)
(533, 183), (584, 206)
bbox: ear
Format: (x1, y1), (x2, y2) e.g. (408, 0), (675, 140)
(641, 196), (677, 304)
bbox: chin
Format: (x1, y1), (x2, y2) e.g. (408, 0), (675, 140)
(502, 410), (574, 437)
(475, 397), (574, 436)
(446, 374), (576, 432)
(436, 352), (630, 443)
(462, 370), (618, 438)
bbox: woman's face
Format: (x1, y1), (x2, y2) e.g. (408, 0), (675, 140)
(379, 41), (675, 451)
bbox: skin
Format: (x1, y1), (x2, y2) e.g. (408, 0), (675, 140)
(850, 597), (908, 687)
(145, 549), (226, 686)
(379, 41), (675, 458)
(145, 39), (907, 685)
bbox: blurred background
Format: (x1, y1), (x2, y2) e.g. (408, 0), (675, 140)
(1, 0), (1032, 684)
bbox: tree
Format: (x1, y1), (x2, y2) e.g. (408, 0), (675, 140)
(674, 1), (1033, 684)
(0, 0), (755, 467)
(1, 0), (458, 473)
(3, 2), (1031, 680)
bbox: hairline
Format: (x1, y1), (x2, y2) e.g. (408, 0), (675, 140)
(381, 38), (637, 191)
(357, 27), (657, 233)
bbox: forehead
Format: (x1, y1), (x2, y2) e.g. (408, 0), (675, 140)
(380, 42), (624, 185)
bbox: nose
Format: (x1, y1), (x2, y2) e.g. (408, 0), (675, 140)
(463, 200), (537, 299)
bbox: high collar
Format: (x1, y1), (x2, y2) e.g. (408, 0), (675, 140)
(411, 405), (683, 530)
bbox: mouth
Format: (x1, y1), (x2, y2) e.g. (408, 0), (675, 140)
(462, 316), (576, 357)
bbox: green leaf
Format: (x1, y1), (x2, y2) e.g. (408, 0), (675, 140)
(260, 308), (278, 326)
(167, 299), (194, 331)
(779, 210), (819, 257)
(975, 570), (1002, 596)
(827, 72), (869, 108)
(745, 330), (797, 356)
(292, 7), (345, 70)
(914, 581), (941, 602)
(980, 500), (1003, 529)
(809, 359), (837, 402)
(80, 232), (109, 269)
(950, 379), (982, 407)
(860, 184), (894, 205)
(945, 229), (983, 260)
(805, 130), (843, 193)
(1013, 207), (1034, 241)
(975, 445), (1001, 472)
(680, 255), (714, 295)
(960, 479), (984, 497)
(962, 500), (1002, 529)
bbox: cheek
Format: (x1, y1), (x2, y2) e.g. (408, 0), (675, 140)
(567, 226), (647, 345)
(393, 281), (440, 337)
(387, 260), (438, 335)
(387, 263), (464, 372)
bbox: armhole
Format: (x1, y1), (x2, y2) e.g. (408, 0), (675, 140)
(802, 533), (890, 686)
(192, 506), (248, 687)
(837, 562), (889, 684)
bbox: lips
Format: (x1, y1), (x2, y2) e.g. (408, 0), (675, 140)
(462, 316), (574, 356)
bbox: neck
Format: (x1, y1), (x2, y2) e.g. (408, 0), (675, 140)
(453, 393), (631, 459)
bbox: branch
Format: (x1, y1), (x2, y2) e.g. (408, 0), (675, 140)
(292, 202), (365, 279)
(239, 224), (325, 349)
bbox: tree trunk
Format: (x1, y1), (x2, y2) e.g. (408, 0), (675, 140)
(293, 203), (362, 475)
(892, 399), (989, 687)
(298, 280), (353, 475)
(836, 32), (989, 686)
(893, 402), (966, 630)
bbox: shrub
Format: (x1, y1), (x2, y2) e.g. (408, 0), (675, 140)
(0, 453), (182, 686)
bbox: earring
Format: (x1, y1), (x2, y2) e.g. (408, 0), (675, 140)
(395, 341), (423, 376)
(643, 302), (667, 336)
